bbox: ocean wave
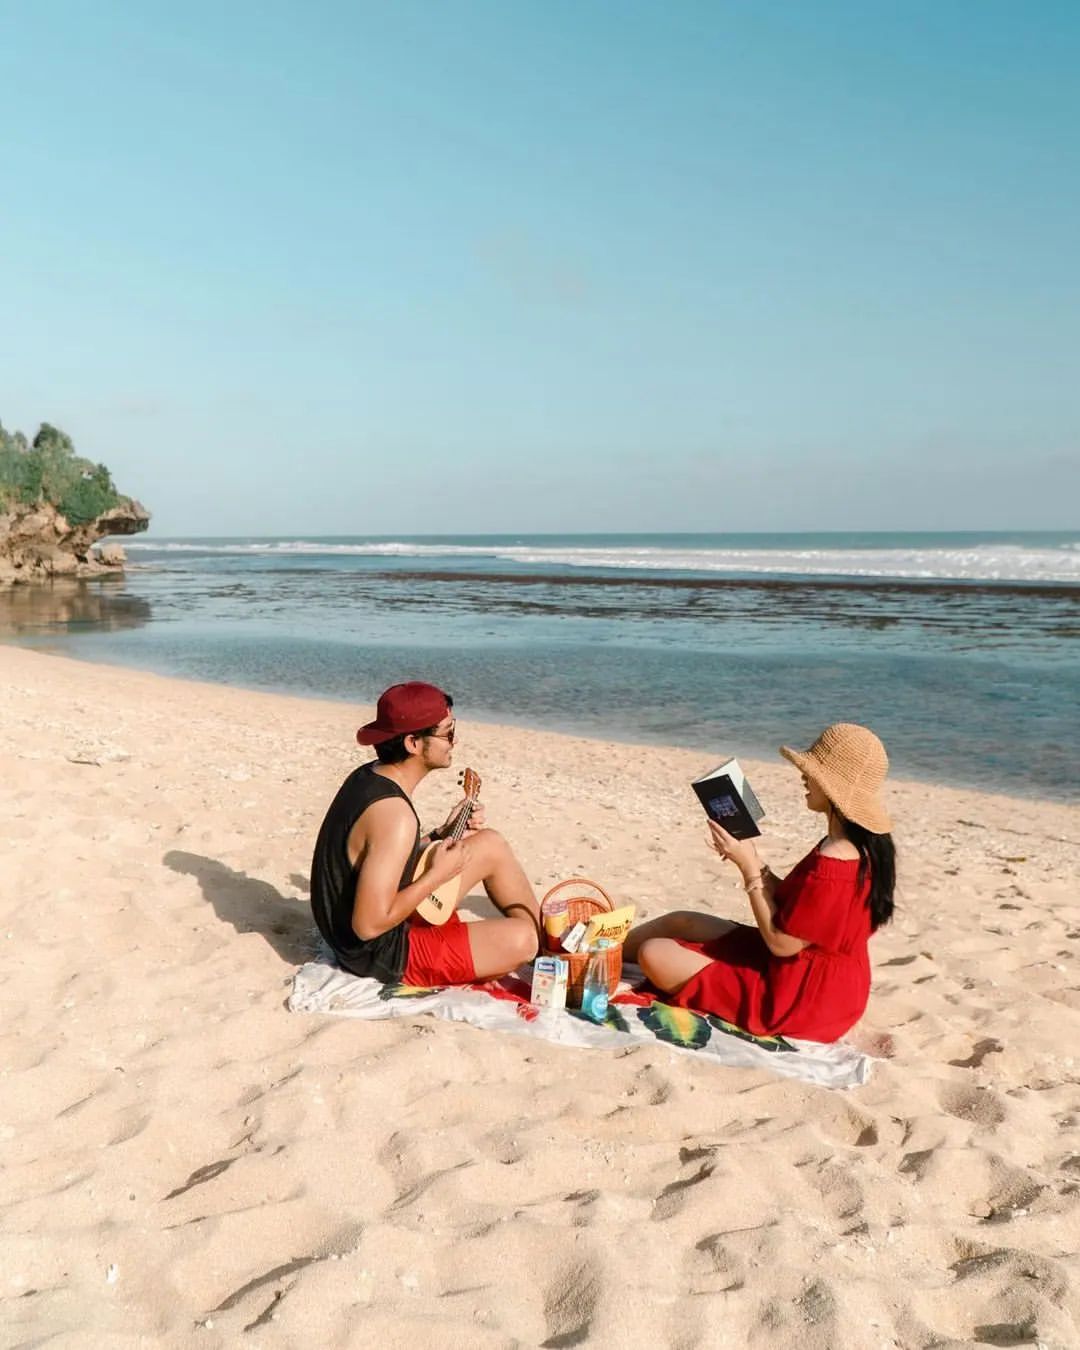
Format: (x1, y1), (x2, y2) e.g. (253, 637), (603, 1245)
(123, 538), (1080, 582)
(500, 545), (1080, 582)
(126, 540), (499, 557)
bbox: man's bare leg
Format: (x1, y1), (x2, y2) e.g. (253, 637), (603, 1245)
(454, 828), (540, 979)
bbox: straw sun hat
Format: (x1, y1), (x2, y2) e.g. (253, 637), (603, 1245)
(780, 723), (892, 834)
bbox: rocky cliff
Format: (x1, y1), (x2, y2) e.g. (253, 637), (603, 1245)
(0, 420), (151, 585)
(0, 497), (151, 584)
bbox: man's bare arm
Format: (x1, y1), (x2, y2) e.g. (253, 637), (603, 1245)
(350, 799), (466, 940)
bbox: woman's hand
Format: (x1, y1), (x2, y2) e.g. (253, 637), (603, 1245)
(707, 821), (762, 882)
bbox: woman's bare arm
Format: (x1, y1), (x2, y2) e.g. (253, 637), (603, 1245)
(743, 867), (807, 958)
(706, 821), (808, 959)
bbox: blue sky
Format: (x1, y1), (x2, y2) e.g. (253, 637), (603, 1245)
(2, 1), (1077, 534)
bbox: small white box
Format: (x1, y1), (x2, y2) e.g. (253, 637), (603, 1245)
(561, 921), (588, 954)
(530, 956), (568, 1012)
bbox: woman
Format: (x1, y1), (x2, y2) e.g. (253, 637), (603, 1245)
(624, 723), (896, 1043)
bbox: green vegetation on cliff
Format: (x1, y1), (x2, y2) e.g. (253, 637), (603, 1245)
(0, 421), (125, 525)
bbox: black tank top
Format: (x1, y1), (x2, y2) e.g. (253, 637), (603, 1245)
(310, 762), (422, 982)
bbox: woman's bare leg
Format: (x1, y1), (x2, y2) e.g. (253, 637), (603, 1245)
(636, 938), (714, 994)
(624, 910), (737, 962)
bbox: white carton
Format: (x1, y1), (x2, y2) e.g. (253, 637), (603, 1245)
(530, 956), (568, 1012)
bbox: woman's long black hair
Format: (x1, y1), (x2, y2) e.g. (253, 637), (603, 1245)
(835, 812), (896, 930)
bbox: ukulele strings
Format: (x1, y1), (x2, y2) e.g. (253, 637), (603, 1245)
(449, 777), (478, 843)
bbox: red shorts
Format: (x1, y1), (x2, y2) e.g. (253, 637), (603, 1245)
(402, 911), (477, 987)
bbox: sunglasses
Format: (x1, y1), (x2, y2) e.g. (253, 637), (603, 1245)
(423, 720), (456, 745)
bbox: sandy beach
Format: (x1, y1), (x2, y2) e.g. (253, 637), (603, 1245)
(2, 643), (1078, 1349)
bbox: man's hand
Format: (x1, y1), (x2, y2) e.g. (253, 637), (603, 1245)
(425, 838), (470, 888)
(440, 797), (486, 837)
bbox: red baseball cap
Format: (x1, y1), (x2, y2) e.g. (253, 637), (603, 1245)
(356, 682), (452, 746)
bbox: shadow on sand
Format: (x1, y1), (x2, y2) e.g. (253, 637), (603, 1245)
(164, 850), (315, 965)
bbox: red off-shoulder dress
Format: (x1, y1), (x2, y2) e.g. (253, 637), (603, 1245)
(666, 847), (874, 1042)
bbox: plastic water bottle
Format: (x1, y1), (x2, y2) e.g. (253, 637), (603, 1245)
(581, 938), (613, 1022)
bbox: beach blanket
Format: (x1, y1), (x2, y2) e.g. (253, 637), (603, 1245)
(289, 953), (872, 1089)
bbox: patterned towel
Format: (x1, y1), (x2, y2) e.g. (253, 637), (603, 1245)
(289, 953), (872, 1089)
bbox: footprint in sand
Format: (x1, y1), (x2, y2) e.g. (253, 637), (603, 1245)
(626, 1062), (673, 1107)
(938, 1083), (1008, 1127)
(898, 1148), (935, 1180)
(684, 1232), (747, 1294)
(754, 1278), (841, 1340)
(981, 1165), (1047, 1219)
(539, 1255), (601, 1348)
(375, 1132), (476, 1218)
(813, 1098), (881, 1148)
(483, 1127), (523, 1166)
(900, 1145), (1047, 1226)
(951, 1244), (1067, 1300)
(651, 1158), (716, 1223)
(386, 1159), (474, 1216)
(847, 1027), (896, 1057)
(809, 1160), (863, 1221)
(107, 1109), (152, 1146)
(939, 1080), (1009, 1123)
(948, 1244), (1073, 1348)
(208, 1253), (323, 1332)
(560, 1189), (601, 1229)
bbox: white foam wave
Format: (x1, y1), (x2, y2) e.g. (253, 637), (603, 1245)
(127, 540), (496, 557)
(500, 545), (1080, 582)
(123, 539), (1080, 582)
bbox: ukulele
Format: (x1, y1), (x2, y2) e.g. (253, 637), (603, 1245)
(414, 767), (482, 925)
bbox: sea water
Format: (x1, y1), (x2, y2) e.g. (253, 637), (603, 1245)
(2, 531), (1077, 800)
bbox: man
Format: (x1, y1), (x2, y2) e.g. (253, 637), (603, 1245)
(311, 681), (540, 987)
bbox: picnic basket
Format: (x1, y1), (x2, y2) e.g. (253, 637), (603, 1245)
(540, 877), (622, 1008)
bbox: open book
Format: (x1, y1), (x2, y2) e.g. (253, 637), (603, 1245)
(691, 757), (765, 840)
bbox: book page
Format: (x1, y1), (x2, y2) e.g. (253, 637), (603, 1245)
(693, 756), (736, 784)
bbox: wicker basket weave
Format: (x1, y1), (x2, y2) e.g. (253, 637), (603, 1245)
(540, 878), (622, 1008)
